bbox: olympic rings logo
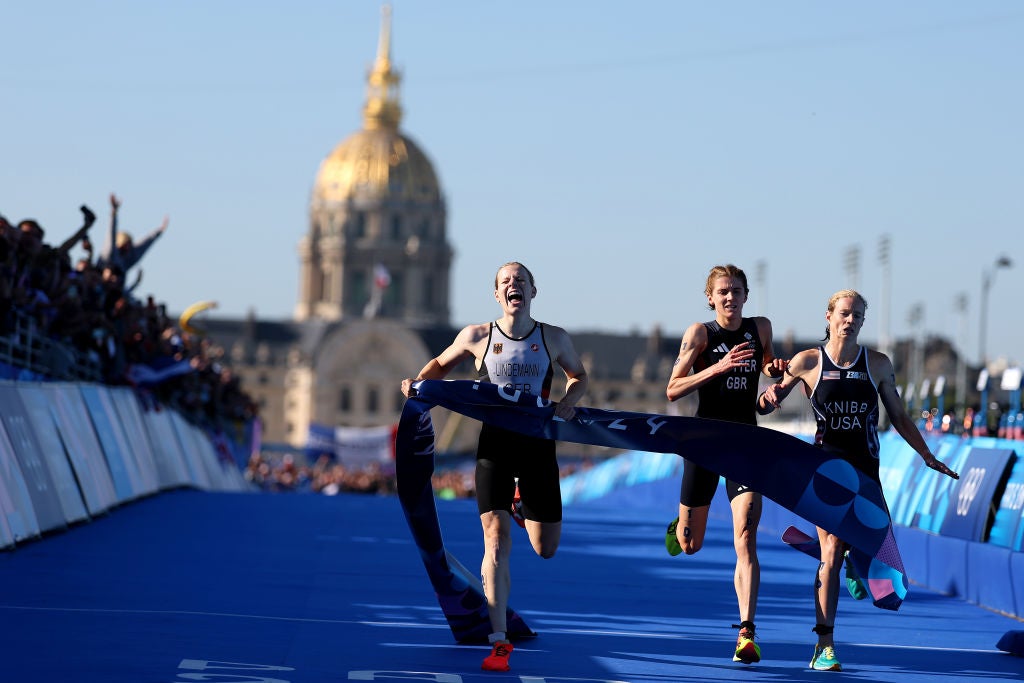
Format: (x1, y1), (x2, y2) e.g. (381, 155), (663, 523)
(956, 467), (987, 517)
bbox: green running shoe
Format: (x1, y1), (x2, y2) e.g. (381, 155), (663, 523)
(844, 551), (868, 600)
(811, 645), (842, 671)
(665, 517), (682, 556)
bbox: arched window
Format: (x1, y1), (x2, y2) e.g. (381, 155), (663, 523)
(352, 212), (366, 238)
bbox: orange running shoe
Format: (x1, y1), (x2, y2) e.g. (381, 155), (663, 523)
(482, 641), (514, 671)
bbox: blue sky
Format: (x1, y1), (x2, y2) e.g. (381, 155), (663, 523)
(3, 1), (1022, 367)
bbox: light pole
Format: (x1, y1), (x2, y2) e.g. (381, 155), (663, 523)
(755, 259), (767, 316)
(843, 244), (861, 291)
(878, 235), (891, 358)
(979, 255), (1013, 368)
(908, 303), (925, 398)
(954, 292), (968, 413)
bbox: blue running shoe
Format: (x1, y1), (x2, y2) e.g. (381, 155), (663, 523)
(811, 645), (842, 671)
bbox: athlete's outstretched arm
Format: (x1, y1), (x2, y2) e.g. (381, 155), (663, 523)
(872, 352), (959, 480)
(401, 323), (489, 397)
(757, 348), (818, 415)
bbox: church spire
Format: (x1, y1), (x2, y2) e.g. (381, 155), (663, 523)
(362, 4), (402, 131)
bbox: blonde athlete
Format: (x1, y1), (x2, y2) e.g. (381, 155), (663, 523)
(758, 289), (958, 671)
(401, 262), (587, 672)
(664, 264), (787, 664)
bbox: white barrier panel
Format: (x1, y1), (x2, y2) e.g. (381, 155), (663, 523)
(0, 482), (12, 549)
(107, 388), (161, 493)
(197, 426), (240, 491)
(0, 384), (65, 532)
(166, 411), (214, 490)
(0, 419), (40, 546)
(141, 407), (191, 489)
(0, 376), (254, 551)
(37, 384), (119, 516)
(79, 385), (149, 500)
(11, 385), (88, 526)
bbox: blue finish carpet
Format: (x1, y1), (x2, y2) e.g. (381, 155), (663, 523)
(0, 488), (1019, 681)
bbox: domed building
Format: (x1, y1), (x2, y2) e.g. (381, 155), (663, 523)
(297, 6), (452, 326)
(201, 7), (459, 450)
(201, 7), (742, 458)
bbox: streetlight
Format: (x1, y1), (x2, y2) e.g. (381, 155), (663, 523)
(878, 235), (891, 358)
(843, 244), (861, 290)
(908, 302), (925, 397)
(954, 292), (968, 413)
(979, 255), (1013, 367)
(755, 259), (767, 316)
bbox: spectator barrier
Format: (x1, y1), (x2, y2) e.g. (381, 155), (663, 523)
(560, 431), (1023, 620)
(0, 379), (251, 550)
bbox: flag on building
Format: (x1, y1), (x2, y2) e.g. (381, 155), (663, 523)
(374, 263), (391, 289)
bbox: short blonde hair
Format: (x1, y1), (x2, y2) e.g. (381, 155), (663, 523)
(704, 264), (748, 310)
(494, 262), (535, 290)
(823, 289), (868, 340)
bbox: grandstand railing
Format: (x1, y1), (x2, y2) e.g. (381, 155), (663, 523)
(0, 310), (102, 382)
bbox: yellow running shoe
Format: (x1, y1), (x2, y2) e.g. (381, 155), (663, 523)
(733, 627), (761, 664)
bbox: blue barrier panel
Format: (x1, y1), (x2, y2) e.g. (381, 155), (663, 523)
(0, 421), (40, 544)
(79, 385), (147, 501)
(888, 436), (972, 529)
(1012, 551), (1024, 618)
(16, 384), (90, 525)
(925, 532), (970, 597)
(965, 542), (1016, 617)
(990, 456), (1024, 550)
(885, 439), (926, 526)
(908, 438), (974, 533)
(939, 447), (1016, 542)
(878, 430), (916, 502)
(108, 388), (162, 492)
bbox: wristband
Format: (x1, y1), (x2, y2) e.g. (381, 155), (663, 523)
(756, 390), (775, 416)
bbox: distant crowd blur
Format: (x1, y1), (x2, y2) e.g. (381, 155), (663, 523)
(244, 451), (596, 498)
(1, 198), (257, 437)
(2, 197), (596, 499)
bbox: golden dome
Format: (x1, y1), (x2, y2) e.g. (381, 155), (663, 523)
(311, 4), (441, 205)
(312, 129), (441, 204)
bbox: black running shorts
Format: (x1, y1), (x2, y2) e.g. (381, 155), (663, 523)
(475, 423), (562, 523)
(678, 458), (758, 508)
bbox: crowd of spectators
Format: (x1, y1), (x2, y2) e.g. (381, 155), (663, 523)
(1, 197), (258, 435)
(243, 450), (596, 498)
(5, 197), (602, 500)
(245, 453), (401, 495)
